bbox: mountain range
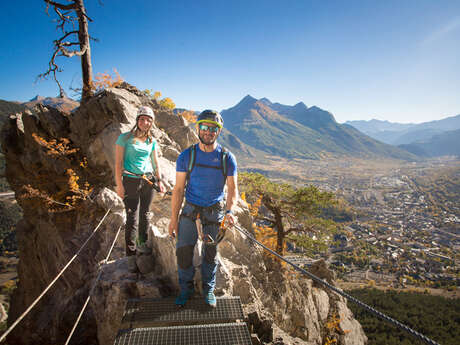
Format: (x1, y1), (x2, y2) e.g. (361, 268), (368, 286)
(2, 94), (458, 160)
(219, 95), (415, 160)
(24, 95), (79, 113)
(0, 96), (79, 132)
(0, 96), (79, 119)
(346, 115), (460, 157)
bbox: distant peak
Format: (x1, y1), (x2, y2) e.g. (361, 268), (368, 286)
(309, 105), (330, 113)
(259, 97), (272, 105)
(242, 94), (257, 102)
(235, 94), (258, 107)
(29, 95), (45, 102)
(369, 119), (391, 124)
(294, 101), (308, 109)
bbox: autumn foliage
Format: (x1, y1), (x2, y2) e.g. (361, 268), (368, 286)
(23, 134), (92, 212)
(323, 312), (345, 345)
(178, 110), (197, 123)
(91, 68), (124, 92)
(241, 193), (282, 255)
(144, 89), (176, 110)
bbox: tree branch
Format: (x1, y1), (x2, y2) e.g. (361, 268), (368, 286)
(82, 12), (93, 22)
(54, 7), (71, 23)
(44, 0), (77, 11)
(60, 46), (86, 57)
(53, 30), (87, 57)
(254, 216), (276, 226)
(53, 69), (65, 97)
(37, 49), (65, 97)
(285, 226), (315, 235)
(38, 50), (60, 80)
(55, 30), (79, 43)
(60, 42), (81, 47)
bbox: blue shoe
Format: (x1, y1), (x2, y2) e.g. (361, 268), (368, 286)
(204, 291), (216, 307)
(175, 289), (194, 306)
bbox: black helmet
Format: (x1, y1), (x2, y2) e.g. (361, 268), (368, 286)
(196, 110), (223, 128)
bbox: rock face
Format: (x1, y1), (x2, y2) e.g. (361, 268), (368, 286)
(1, 84), (366, 345)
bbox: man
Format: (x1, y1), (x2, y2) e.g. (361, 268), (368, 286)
(169, 110), (238, 307)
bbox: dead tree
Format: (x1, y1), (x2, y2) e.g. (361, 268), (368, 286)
(39, 0), (94, 102)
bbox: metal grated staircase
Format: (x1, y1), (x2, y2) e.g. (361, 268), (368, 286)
(114, 296), (252, 345)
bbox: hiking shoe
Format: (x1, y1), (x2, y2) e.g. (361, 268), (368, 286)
(136, 239), (151, 255)
(204, 291), (216, 308)
(175, 289), (194, 306)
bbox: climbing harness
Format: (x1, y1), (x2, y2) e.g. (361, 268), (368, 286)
(229, 222), (441, 345)
(199, 214), (229, 246)
(123, 170), (171, 195)
(215, 215), (230, 245)
(181, 201), (228, 246)
(186, 143), (229, 183)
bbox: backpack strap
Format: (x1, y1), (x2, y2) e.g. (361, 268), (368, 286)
(221, 146), (229, 178)
(186, 144), (231, 182)
(186, 144), (197, 182)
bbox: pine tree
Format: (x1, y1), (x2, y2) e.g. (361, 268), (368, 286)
(239, 172), (337, 255)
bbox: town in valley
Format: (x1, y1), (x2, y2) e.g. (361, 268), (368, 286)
(243, 156), (460, 295)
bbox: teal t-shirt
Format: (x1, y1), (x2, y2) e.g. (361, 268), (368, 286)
(116, 132), (156, 177)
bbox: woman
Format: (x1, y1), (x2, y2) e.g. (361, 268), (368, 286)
(115, 106), (165, 255)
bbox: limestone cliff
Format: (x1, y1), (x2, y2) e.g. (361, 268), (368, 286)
(0, 84), (366, 345)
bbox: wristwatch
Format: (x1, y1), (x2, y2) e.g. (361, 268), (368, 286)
(225, 210), (233, 215)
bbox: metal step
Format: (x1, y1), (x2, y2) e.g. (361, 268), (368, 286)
(114, 323), (252, 345)
(121, 296), (245, 328)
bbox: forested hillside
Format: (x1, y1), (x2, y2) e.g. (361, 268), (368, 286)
(220, 95), (416, 160)
(348, 288), (460, 345)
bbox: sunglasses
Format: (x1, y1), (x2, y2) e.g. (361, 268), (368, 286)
(199, 124), (219, 133)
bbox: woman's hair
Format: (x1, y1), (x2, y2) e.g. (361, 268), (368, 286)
(126, 118), (154, 144)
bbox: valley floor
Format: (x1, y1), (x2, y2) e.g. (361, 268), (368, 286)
(242, 155), (460, 292)
(338, 280), (460, 299)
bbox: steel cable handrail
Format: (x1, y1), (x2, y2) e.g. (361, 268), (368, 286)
(0, 208), (112, 343)
(64, 224), (123, 345)
(231, 222), (441, 345)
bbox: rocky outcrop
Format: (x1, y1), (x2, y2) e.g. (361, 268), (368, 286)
(1, 84), (366, 345)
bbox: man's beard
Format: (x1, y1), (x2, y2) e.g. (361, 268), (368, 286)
(199, 133), (218, 146)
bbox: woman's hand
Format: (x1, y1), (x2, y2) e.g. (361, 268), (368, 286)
(116, 184), (125, 199)
(158, 181), (166, 193)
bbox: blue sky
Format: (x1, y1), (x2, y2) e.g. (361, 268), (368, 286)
(1, 0), (459, 123)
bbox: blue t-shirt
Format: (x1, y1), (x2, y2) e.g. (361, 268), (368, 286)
(176, 144), (237, 207)
(116, 132), (156, 177)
